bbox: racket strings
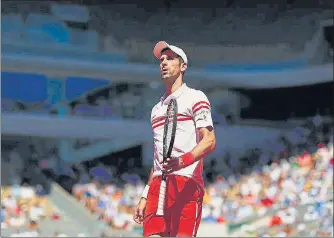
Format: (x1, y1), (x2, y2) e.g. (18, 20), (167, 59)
(164, 107), (176, 157)
(165, 121), (173, 150)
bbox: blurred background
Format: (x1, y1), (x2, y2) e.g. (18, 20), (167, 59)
(1, 0), (333, 237)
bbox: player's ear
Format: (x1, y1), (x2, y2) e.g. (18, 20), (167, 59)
(180, 62), (187, 74)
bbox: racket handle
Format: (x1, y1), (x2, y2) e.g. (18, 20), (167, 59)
(156, 179), (167, 216)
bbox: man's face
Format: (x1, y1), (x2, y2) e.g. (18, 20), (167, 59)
(159, 49), (186, 81)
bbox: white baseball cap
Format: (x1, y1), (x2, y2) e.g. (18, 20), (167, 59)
(153, 41), (188, 64)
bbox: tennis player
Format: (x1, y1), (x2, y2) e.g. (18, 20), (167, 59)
(133, 41), (216, 237)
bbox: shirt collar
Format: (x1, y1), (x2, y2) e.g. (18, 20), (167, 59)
(160, 83), (187, 104)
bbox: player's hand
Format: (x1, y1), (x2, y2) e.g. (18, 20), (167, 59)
(161, 157), (184, 173)
(133, 197), (147, 225)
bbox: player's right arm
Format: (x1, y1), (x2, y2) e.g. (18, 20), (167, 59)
(133, 107), (157, 224)
(133, 167), (154, 224)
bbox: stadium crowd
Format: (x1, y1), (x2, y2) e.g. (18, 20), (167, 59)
(1, 152), (87, 237)
(1, 184), (63, 237)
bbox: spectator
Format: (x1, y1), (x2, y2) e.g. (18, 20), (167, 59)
(20, 183), (35, 200)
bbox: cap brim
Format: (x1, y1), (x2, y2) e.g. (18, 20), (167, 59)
(153, 41), (170, 59)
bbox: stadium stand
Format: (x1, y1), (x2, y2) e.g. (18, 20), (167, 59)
(1, 73), (244, 125)
(2, 0), (333, 64)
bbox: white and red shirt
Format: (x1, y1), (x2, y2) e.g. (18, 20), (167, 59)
(150, 83), (214, 182)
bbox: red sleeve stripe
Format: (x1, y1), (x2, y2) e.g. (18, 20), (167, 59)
(192, 101), (210, 112)
(151, 114), (190, 126)
(151, 116), (165, 125)
(193, 105), (210, 114)
(152, 115), (192, 129)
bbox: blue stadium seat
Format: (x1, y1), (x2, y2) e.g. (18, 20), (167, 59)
(1, 72), (48, 103)
(25, 13), (70, 44)
(40, 24), (70, 44)
(25, 28), (59, 44)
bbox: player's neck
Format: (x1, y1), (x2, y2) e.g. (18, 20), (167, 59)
(165, 77), (183, 96)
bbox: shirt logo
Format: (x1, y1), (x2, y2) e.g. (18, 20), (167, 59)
(196, 109), (210, 121)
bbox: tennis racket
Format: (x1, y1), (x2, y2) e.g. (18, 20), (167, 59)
(156, 98), (178, 216)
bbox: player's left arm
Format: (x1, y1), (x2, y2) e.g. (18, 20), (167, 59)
(186, 126), (216, 164)
(180, 91), (216, 167)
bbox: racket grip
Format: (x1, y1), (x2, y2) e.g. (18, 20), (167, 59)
(156, 179), (167, 216)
